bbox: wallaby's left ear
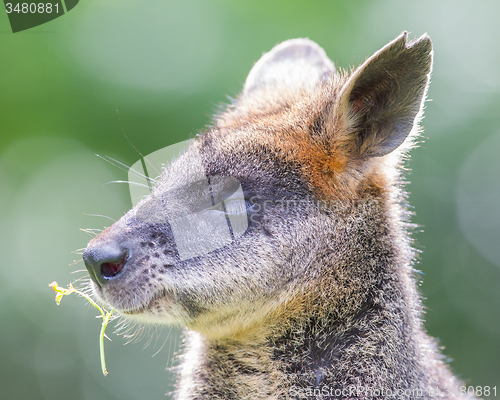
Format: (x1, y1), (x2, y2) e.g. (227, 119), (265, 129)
(243, 38), (335, 96)
(336, 32), (433, 158)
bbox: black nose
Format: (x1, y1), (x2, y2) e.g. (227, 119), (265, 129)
(83, 243), (128, 287)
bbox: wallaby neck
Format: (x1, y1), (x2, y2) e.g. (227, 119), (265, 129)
(174, 198), (464, 399)
(175, 279), (450, 400)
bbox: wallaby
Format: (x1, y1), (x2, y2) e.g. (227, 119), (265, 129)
(83, 32), (476, 399)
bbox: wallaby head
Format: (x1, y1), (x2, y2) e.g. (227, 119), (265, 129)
(83, 33), (472, 399)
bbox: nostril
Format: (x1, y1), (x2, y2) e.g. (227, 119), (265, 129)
(101, 257), (126, 278)
(83, 244), (129, 287)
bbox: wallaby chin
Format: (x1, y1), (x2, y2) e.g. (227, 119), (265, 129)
(83, 32), (476, 399)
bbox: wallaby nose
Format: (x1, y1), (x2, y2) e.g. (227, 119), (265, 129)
(83, 243), (128, 287)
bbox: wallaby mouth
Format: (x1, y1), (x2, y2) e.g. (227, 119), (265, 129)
(120, 288), (169, 316)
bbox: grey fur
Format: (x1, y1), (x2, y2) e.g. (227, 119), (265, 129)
(83, 32), (476, 399)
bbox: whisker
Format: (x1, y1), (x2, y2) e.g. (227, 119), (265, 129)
(72, 248), (86, 255)
(80, 228), (103, 238)
(71, 275), (90, 284)
(167, 330), (181, 371)
(152, 328), (171, 358)
(83, 213), (117, 223)
(116, 109), (160, 177)
(80, 229), (96, 238)
(95, 154), (130, 175)
(97, 154), (156, 183)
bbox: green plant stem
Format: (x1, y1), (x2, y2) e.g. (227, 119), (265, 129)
(100, 308), (114, 376)
(50, 282), (115, 376)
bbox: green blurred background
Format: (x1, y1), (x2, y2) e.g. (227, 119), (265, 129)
(1, 1), (499, 399)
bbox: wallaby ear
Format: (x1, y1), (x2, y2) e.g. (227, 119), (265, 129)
(243, 38), (335, 96)
(336, 32), (433, 158)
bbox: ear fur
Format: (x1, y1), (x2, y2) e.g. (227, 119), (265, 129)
(336, 32), (433, 158)
(243, 38), (335, 96)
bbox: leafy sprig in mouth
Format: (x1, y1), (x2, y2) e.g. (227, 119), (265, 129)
(49, 281), (115, 376)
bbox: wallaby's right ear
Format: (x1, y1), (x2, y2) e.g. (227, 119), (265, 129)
(335, 32), (433, 158)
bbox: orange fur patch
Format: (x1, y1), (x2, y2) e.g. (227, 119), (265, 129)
(214, 83), (390, 202)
